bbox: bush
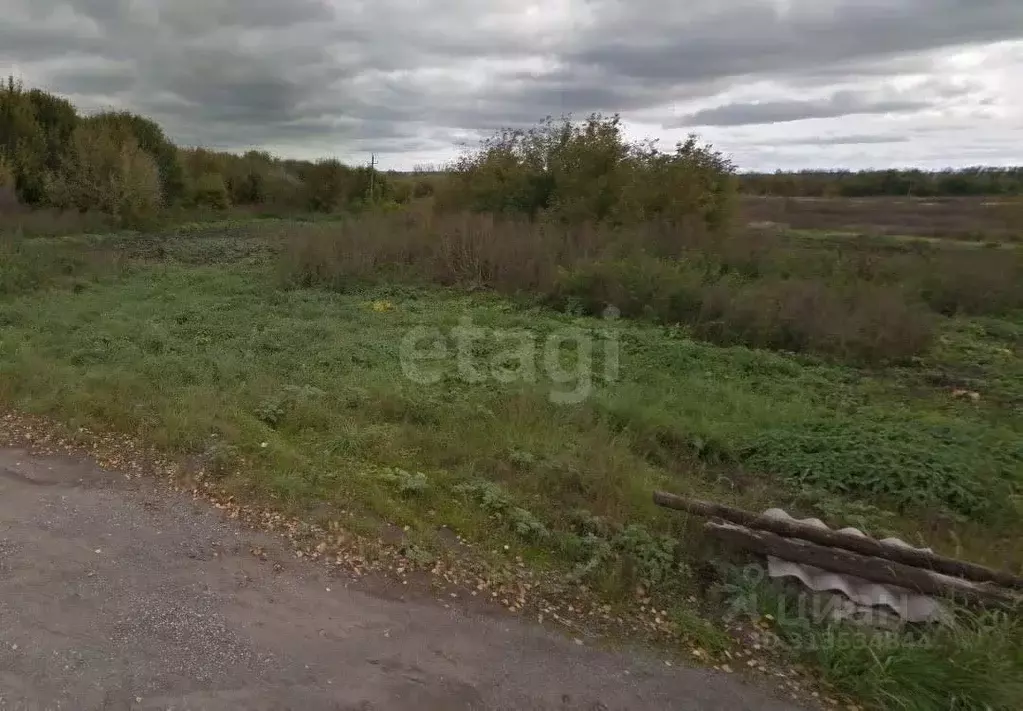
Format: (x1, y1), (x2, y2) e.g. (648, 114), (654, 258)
(0, 153), (14, 189)
(0, 153), (19, 213)
(740, 416), (1021, 520)
(916, 251), (1023, 316)
(45, 123), (162, 222)
(279, 213), (940, 364)
(191, 172), (231, 210)
(440, 114), (737, 230)
(412, 178), (435, 198)
(85, 111), (185, 204)
(696, 279), (934, 364)
(551, 257), (707, 323)
(303, 159), (350, 212)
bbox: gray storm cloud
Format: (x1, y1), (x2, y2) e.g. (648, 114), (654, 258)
(1, 0), (1021, 168)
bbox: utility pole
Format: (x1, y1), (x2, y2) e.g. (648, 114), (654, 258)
(369, 153), (376, 204)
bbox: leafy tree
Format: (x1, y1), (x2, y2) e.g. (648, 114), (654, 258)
(740, 167), (1023, 198)
(85, 111), (186, 204)
(46, 123), (162, 221)
(191, 172), (231, 209)
(303, 159), (351, 212)
(441, 114), (737, 230)
(0, 77), (49, 204)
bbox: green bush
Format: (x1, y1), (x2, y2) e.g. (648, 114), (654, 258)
(225, 150), (294, 206)
(0, 152), (15, 190)
(695, 279), (935, 364)
(916, 251), (1023, 316)
(551, 257), (707, 323)
(85, 111), (185, 204)
(1, 77), (79, 205)
(279, 213), (941, 364)
(440, 114), (737, 230)
(45, 123), (162, 222)
(412, 178), (435, 198)
(739, 416), (1022, 520)
(454, 480), (551, 542)
(0, 152), (17, 211)
(303, 159), (350, 212)
(191, 172), (231, 210)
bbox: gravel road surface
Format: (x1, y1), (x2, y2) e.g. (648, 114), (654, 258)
(0, 447), (803, 711)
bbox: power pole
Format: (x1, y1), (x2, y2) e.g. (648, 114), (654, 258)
(369, 153), (376, 204)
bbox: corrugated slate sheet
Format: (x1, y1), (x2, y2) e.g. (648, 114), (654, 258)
(760, 508), (951, 624)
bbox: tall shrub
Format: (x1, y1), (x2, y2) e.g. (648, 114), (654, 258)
(304, 159), (351, 212)
(0, 77), (51, 204)
(440, 114), (737, 230)
(0, 151), (18, 212)
(191, 172), (231, 210)
(45, 123), (162, 221)
(86, 112), (185, 204)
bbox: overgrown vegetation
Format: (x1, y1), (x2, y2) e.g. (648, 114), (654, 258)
(436, 114), (735, 229)
(743, 194), (1022, 242)
(741, 167), (1023, 198)
(721, 568), (1023, 710)
(2, 81), (1022, 710)
(0, 78), (402, 227)
(278, 210), (1023, 365)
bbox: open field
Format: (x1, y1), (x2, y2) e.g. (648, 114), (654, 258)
(4, 86), (1023, 710)
(742, 195), (1023, 243)
(2, 207), (1022, 709)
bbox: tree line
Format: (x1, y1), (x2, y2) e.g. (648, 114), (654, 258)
(0, 79), (739, 232)
(6, 77), (1017, 230)
(739, 168), (1023, 198)
(0, 78), (410, 223)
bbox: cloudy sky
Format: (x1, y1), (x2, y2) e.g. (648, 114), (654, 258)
(2, 0), (1021, 171)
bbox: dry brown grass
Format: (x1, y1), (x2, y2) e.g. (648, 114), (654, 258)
(742, 195), (1023, 241)
(0, 208), (118, 237)
(695, 279), (934, 362)
(275, 211), (983, 364)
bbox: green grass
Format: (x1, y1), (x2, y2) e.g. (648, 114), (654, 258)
(786, 227), (1021, 250)
(722, 569), (1023, 710)
(1, 226), (1021, 709)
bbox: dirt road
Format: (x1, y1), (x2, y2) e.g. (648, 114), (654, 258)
(0, 447), (802, 710)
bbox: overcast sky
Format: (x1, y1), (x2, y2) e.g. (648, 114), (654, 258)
(2, 0), (1021, 171)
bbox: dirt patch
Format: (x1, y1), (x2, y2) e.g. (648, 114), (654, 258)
(0, 444), (806, 711)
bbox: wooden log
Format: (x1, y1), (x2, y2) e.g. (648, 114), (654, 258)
(654, 491), (1023, 591)
(705, 522), (1021, 608)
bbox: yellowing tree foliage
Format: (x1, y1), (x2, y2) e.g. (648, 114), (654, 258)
(46, 123), (162, 221)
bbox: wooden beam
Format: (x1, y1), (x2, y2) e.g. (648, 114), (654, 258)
(654, 491), (1023, 591)
(706, 522), (1021, 608)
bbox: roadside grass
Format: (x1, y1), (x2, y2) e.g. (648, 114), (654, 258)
(721, 568), (1023, 711)
(1, 226), (1021, 709)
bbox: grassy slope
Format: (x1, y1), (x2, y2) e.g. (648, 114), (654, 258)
(1, 227), (1021, 708)
(1, 238), (1020, 558)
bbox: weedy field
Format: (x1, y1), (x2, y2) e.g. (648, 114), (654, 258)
(1, 205), (1022, 710)
(742, 194), (1023, 243)
(3, 90), (1023, 711)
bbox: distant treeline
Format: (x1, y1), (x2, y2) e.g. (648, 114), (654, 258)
(739, 168), (1023, 198)
(0, 77), (420, 223)
(6, 77), (1019, 229)
(1, 79), (737, 232)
